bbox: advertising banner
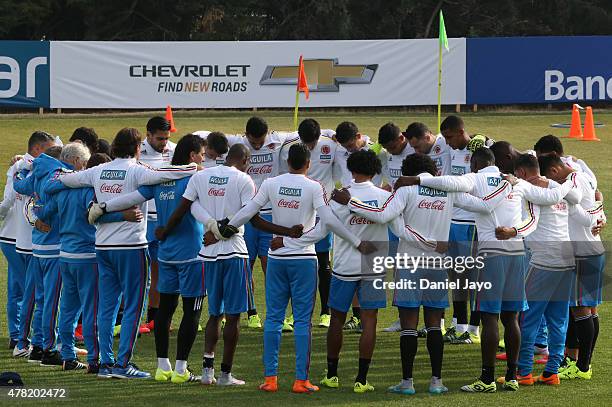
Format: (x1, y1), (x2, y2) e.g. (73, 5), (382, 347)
(50, 40), (466, 108)
(0, 41), (50, 108)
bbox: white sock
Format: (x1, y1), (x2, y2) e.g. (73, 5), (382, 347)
(468, 325), (480, 336)
(401, 378), (413, 388)
(158, 358), (171, 371)
(175, 360), (187, 374)
(457, 324), (468, 334)
(451, 318), (457, 328)
(440, 319), (445, 329)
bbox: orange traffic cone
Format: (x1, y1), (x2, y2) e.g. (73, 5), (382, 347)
(165, 105), (177, 133)
(568, 104), (583, 139)
(582, 106), (600, 141)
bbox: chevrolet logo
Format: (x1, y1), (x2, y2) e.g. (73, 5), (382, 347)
(260, 59), (378, 92)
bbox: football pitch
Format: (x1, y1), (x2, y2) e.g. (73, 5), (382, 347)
(0, 110), (610, 406)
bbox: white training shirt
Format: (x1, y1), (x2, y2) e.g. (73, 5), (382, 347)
(349, 173), (456, 268)
(380, 143), (416, 186)
(279, 131), (343, 200)
(183, 165), (255, 261)
(449, 146), (475, 224)
(0, 158), (23, 245)
(335, 135), (385, 187)
(138, 139), (176, 221)
(567, 171), (605, 257)
(250, 173), (327, 260)
(227, 131), (290, 214)
(13, 154), (35, 254)
(428, 134), (452, 176)
(59, 158), (196, 250)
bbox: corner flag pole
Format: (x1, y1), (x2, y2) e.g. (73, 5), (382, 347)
(294, 55), (309, 131)
(438, 10), (449, 131)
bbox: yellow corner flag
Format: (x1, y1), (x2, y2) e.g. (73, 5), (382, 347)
(293, 55), (309, 131)
(437, 10), (449, 132)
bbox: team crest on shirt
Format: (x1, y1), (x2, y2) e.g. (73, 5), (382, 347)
(464, 154), (471, 163)
(434, 145), (441, 154)
(321, 145), (331, 154)
(100, 170), (126, 180)
(278, 187), (302, 197)
(209, 176), (229, 185)
(266, 144), (276, 150)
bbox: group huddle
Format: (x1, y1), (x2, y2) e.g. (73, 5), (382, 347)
(0, 114), (605, 395)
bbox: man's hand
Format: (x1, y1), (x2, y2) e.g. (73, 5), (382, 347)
(270, 236), (284, 251)
(330, 188), (351, 205)
(495, 226), (517, 240)
(595, 189), (604, 202)
(357, 241), (377, 255)
(87, 202), (106, 225)
(203, 231), (219, 246)
(592, 220), (606, 236)
(122, 206), (144, 222)
(526, 175), (549, 188)
(435, 241), (449, 254)
(393, 176), (420, 191)
(10, 155), (23, 166)
(381, 184), (392, 192)
(502, 174), (519, 186)
(218, 218), (239, 239)
(289, 224), (303, 238)
(205, 219), (224, 240)
(34, 219), (50, 233)
(155, 227), (167, 241)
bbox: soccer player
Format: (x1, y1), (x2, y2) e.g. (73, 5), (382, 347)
(534, 135), (598, 187)
(43, 147), (140, 372)
(439, 115), (481, 344)
(92, 134), (207, 383)
(11, 132), (55, 360)
(539, 155), (605, 380)
(396, 147), (576, 392)
(59, 127), (197, 379)
(14, 145), (67, 366)
(403, 122), (451, 176)
(197, 131), (229, 168)
(279, 119), (345, 329)
(228, 143), (370, 393)
(138, 116), (176, 332)
(273, 150), (399, 393)
(230, 117), (290, 329)
(378, 122), (416, 190)
(69, 127), (99, 154)
(336, 153), (468, 395)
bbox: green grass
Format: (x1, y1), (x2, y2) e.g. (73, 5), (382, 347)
(0, 110), (610, 406)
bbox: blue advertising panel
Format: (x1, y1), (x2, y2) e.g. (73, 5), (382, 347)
(0, 41), (50, 108)
(466, 36), (612, 104)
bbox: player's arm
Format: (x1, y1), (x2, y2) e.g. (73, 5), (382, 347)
(250, 214), (302, 237)
(58, 167), (96, 188)
(569, 202), (605, 228)
(453, 191), (506, 213)
(13, 169), (34, 196)
(518, 176), (574, 206)
(496, 201), (540, 240)
(0, 171), (16, 218)
(228, 179), (269, 228)
(104, 187), (151, 212)
(313, 184), (360, 248)
(35, 196), (58, 224)
(190, 200), (213, 224)
(388, 216), (438, 252)
(135, 163), (197, 186)
(277, 143), (291, 175)
(418, 173), (478, 193)
(347, 189), (408, 224)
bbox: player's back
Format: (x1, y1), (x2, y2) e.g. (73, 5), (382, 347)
(145, 177), (203, 262)
(399, 174), (454, 260)
(55, 187), (97, 259)
(90, 158), (152, 249)
(186, 165), (253, 261)
(264, 173), (325, 259)
(331, 181), (391, 280)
